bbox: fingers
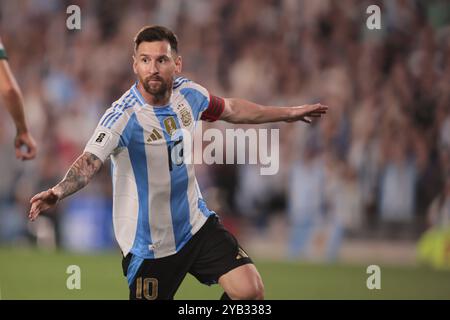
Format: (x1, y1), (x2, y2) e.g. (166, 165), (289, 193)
(310, 104), (328, 113)
(29, 192), (44, 221)
(21, 142), (37, 160)
(307, 104), (328, 116)
(28, 189), (59, 221)
(15, 134), (37, 161)
(30, 191), (46, 204)
(300, 117), (312, 124)
(314, 103), (329, 111)
(28, 200), (42, 221)
(15, 146), (31, 160)
(15, 146), (22, 160)
(287, 103), (329, 124)
(308, 112), (326, 117)
(301, 103), (328, 121)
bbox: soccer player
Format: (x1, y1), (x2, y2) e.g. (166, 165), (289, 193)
(0, 37), (37, 160)
(29, 26), (327, 300)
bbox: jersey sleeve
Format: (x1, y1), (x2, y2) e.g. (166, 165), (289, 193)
(0, 40), (8, 60)
(83, 105), (134, 162)
(200, 94), (225, 122)
(176, 79), (224, 122)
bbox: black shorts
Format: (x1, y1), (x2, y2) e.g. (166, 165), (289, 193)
(121, 215), (253, 300)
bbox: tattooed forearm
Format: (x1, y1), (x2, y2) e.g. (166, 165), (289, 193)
(52, 152), (103, 200)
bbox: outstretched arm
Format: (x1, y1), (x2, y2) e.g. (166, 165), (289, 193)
(219, 98), (328, 124)
(28, 152), (103, 221)
(0, 58), (37, 160)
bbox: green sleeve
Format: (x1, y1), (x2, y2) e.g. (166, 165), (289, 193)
(0, 47), (8, 59)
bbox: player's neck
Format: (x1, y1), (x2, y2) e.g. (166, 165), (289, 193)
(137, 82), (172, 107)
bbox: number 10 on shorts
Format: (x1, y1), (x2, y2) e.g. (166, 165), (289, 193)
(135, 277), (158, 300)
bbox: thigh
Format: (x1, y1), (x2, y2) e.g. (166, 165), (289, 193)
(189, 216), (253, 286)
(218, 263), (264, 300)
(122, 253), (190, 300)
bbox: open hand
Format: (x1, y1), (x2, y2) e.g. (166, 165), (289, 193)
(29, 188), (60, 221)
(286, 103), (328, 124)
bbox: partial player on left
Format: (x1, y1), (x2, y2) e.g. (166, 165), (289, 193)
(0, 36), (37, 160)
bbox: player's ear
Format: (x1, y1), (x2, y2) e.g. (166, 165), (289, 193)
(132, 54), (138, 75)
(174, 55), (182, 74)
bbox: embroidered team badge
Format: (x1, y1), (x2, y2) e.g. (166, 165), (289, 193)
(177, 103), (192, 127)
(163, 116), (177, 136)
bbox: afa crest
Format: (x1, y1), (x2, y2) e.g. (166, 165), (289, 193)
(177, 103), (192, 127)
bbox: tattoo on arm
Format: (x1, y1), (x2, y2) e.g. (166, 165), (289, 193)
(54, 152), (103, 200)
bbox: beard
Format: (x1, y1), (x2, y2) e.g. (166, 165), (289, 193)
(142, 75), (171, 99)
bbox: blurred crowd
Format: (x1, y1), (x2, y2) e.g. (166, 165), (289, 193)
(0, 0), (449, 259)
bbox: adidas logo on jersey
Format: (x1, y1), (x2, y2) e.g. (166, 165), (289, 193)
(147, 129), (163, 143)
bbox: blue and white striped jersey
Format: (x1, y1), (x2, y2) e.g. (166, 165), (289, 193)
(84, 77), (223, 259)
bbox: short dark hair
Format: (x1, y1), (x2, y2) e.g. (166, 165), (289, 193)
(134, 25), (178, 53)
